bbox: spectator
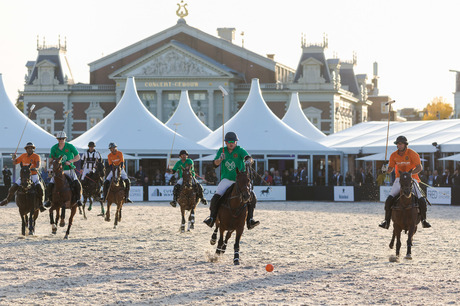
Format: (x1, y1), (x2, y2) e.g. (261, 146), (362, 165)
(427, 170), (433, 186)
(442, 169), (452, 186)
(2, 165), (12, 189)
(206, 171), (218, 185)
(282, 170), (290, 185)
(345, 171), (353, 186)
(142, 176), (150, 201)
(432, 170), (441, 187)
(262, 170), (273, 185)
(335, 171), (343, 186)
(135, 166), (146, 185)
(355, 168), (365, 186)
(376, 171), (386, 186)
(273, 170), (282, 186)
(452, 169), (460, 186)
(299, 167), (307, 184)
(290, 169), (299, 185)
(153, 169), (163, 185)
(164, 169), (174, 185)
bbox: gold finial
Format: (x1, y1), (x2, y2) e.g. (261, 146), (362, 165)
(176, 0), (188, 18)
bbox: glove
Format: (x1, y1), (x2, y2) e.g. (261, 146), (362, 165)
(174, 173), (179, 179)
(381, 164), (389, 173)
(220, 153), (225, 160)
(245, 159), (252, 166)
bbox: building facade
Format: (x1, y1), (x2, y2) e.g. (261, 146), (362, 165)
(22, 13), (382, 140)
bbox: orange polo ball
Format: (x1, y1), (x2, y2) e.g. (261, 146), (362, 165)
(265, 264), (274, 272)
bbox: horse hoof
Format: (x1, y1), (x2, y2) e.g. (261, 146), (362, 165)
(210, 239), (217, 245)
(88, 206), (92, 211)
(105, 218), (110, 222)
(405, 255), (412, 260)
(64, 235), (68, 240)
(233, 259), (240, 265)
(59, 222), (65, 227)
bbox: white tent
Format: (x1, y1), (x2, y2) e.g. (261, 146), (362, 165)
(356, 152), (427, 161)
(199, 78), (337, 154)
(320, 120), (460, 154)
(0, 73), (56, 154)
(282, 92), (326, 141)
(165, 90), (212, 142)
(71, 77), (211, 154)
(439, 154), (460, 161)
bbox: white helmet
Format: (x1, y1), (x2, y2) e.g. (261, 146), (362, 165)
(55, 131), (67, 139)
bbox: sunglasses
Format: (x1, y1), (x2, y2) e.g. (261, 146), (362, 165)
(227, 141), (235, 144)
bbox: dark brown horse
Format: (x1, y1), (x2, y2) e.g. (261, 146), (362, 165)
(49, 157), (78, 239)
(15, 164), (41, 235)
(389, 170), (421, 259)
(105, 164), (125, 229)
(210, 165), (252, 265)
(177, 166), (199, 233)
(81, 161), (105, 219)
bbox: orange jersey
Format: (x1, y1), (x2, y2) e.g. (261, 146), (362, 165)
(108, 150), (124, 167)
(389, 148), (420, 181)
(15, 153), (40, 175)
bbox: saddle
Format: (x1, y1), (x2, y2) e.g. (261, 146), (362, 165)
(219, 183), (235, 208)
(392, 195), (419, 211)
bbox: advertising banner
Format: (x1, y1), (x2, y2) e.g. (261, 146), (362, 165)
(426, 187), (451, 205)
(333, 186), (354, 201)
(129, 186), (144, 202)
(379, 186), (392, 202)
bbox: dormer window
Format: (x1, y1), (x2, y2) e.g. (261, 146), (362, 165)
(298, 57), (325, 84)
(85, 102), (105, 129)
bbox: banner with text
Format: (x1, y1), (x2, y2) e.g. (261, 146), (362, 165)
(334, 186), (354, 201)
(426, 187), (451, 205)
(129, 186), (144, 202)
(379, 186), (392, 202)
(148, 185), (286, 201)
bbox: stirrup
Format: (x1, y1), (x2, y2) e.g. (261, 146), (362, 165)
(247, 218), (260, 230)
(379, 220), (390, 229)
(169, 201), (177, 208)
(77, 200), (83, 207)
(203, 216), (214, 228)
(422, 220), (431, 228)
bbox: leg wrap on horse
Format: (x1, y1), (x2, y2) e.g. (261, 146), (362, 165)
(0, 183), (19, 205)
(124, 179), (132, 203)
(44, 183), (54, 207)
(203, 194), (221, 227)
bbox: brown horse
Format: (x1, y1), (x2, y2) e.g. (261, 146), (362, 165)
(49, 156), (78, 239)
(210, 165), (252, 265)
(177, 166), (199, 233)
(81, 161), (105, 219)
(15, 164), (42, 235)
(105, 164), (125, 229)
(389, 170), (421, 259)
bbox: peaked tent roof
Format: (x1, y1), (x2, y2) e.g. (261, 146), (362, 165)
(199, 79), (337, 154)
(165, 90), (212, 142)
(282, 92), (326, 141)
(70, 77), (210, 154)
(0, 73), (57, 153)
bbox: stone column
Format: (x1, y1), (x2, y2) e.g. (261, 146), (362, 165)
(207, 89), (214, 129)
(156, 89), (163, 121)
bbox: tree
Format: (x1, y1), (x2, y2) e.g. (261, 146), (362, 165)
(422, 97), (453, 120)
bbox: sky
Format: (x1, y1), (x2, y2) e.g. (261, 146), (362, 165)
(0, 0), (459, 111)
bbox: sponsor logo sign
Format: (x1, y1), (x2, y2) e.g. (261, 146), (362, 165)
(129, 186), (144, 202)
(426, 187), (451, 205)
(380, 186), (392, 202)
(334, 186), (354, 201)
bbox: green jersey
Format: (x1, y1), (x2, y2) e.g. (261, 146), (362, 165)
(214, 145), (249, 181)
(50, 142), (79, 170)
(172, 158), (195, 178)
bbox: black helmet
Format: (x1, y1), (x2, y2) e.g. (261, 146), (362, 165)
(179, 150), (189, 156)
(394, 135), (408, 145)
(88, 141), (96, 147)
(108, 142), (117, 149)
(24, 142), (36, 149)
(224, 132), (239, 142)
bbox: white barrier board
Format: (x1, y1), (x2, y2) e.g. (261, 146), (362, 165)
(334, 186), (354, 201)
(148, 185), (286, 201)
(129, 186), (144, 202)
(379, 186), (392, 202)
(426, 187), (451, 205)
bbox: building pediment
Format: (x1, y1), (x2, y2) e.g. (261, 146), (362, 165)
(36, 59), (57, 68)
(300, 57), (323, 66)
(110, 42), (236, 79)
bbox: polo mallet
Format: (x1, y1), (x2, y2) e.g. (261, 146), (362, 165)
(218, 85), (228, 153)
(167, 123), (181, 170)
(61, 110), (72, 135)
(384, 100), (396, 162)
(14, 104), (36, 156)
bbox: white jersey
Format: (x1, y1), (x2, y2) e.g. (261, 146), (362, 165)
(81, 150), (102, 170)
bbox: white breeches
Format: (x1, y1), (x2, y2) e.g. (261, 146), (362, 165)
(81, 168), (94, 181)
(50, 169), (78, 183)
(106, 168), (128, 181)
(16, 174), (40, 185)
(389, 177), (423, 198)
(216, 178), (235, 196)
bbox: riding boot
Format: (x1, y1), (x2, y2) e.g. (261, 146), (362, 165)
(196, 182), (207, 205)
(72, 180), (83, 207)
(418, 197), (431, 228)
(379, 195), (395, 229)
(124, 179), (133, 203)
(103, 180), (110, 202)
(203, 194), (221, 227)
(247, 191), (260, 230)
(35, 183), (46, 212)
(0, 183), (19, 206)
(170, 184), (181, 207)
(44, 183), (54, 208)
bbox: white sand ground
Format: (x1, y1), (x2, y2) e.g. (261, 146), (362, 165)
(0, 201), (459, 305)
